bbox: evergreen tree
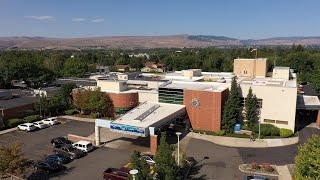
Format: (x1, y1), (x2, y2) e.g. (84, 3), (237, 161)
(294, 135), (320, 180)
(154, 132), (180, 180)
(130, 151), (152, 180)
(221, 77), (241, 133)
(244, 87), (257, 130)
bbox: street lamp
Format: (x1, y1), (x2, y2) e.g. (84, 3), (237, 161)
(175, 132), (182, 166)
(129, 169), (138, 180)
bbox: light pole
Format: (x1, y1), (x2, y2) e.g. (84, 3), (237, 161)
(176, 132), (182, 166)
(129, 169), (138, 180)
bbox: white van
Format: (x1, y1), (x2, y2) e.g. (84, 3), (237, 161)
(72, 141), (94, 152)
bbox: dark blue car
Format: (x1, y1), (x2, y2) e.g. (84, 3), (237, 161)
(45, 154), (72, 164)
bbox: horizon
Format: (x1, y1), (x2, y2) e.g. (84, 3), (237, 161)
(1, 0), (320, 39)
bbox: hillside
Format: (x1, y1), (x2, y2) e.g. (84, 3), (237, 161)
(1, 35), (320, 50)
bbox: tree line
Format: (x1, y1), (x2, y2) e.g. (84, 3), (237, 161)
(0, 45), (320, 91)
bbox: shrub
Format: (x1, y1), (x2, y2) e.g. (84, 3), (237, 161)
(280, 128), (294, 138)
(193, 129), (216, 135)
(253, 124), (279, 136)
(6, 119), (23, 127)
(90, 113), (98, 119)
(251, 162), (260, 170)
(262, 163), (274, 172)
(216, 130), (226, 136)
(64, 109), (79, 115)
(23, 115), (41, 123)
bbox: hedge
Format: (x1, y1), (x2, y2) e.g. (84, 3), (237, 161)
(6, 118), (24, 127)
(64, 109), (79, 115)
(23, 115), (41, 123)
(279, 128), (294, 138)
(216, 130), (226, 136)
(252, 124), (279, 136)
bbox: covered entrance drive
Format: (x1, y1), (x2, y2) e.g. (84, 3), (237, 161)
(296, 95), (320, 130)
(94, 101), (186, 154)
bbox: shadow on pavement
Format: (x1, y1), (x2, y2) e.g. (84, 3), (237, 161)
(186, 157), (208, 180)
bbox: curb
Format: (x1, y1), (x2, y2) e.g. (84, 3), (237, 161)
(238, 164), (279, 177)
(0, 127), (17, 135)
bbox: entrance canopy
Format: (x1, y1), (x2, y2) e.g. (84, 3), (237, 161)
(296, 95), (320, 110)
(109, 101), (185, 137)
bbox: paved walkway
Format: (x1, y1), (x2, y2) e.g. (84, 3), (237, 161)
(188, 132), (299, 148)
(276, 165), (292, 180)
(59, 115), (96, 123)
(0, 127), (17, 135)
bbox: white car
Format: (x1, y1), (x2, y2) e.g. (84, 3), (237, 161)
(18, 123), (37, 132)
(42, 117), (58, 125)
(142, 155), (155, 165)
(33, 121), (49, 129)
(72, 141), (94, 152)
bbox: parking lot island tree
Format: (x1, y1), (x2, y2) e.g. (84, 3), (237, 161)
(154, 132), (180, 180)
(221, 77), (241, 133)
(0, 142), (28, 178)
(244, 87), (257, 130)
(294, 134), (320, 180)
(130, 150), (152, 180)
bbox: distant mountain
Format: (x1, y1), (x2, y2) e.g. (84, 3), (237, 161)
(1, 34), (320, 50)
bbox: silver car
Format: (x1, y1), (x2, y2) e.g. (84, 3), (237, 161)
(33, 121), (49, 129)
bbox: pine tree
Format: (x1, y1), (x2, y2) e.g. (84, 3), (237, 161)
(221, 77), (241, 133)
(130, 150), (152, 180)
(244, 87), (257, 130)
(154, 132), (180, 180)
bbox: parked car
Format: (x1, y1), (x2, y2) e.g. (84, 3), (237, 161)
(34, 160), (65, 174)
(33, 121), (49, 129)
(42, 117), (58, 125)
(73, 141), (94, 152)
(103, 167), (130, 180)
(17, 123), (37, 132)
(51, 137), (72, 147)
(141, 155), (155, 165)
(243, 175), (267, 180)
(53, 144), (86, 159)
(45, 154), (72, 164)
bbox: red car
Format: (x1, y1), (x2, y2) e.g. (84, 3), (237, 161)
(103, 167), (130, 180)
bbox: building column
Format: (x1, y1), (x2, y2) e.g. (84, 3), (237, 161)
(95, 126), (101, 146)
(317, 110), (320, 128)
(150, 135), (158, 155)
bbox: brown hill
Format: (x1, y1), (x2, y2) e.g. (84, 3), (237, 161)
(1, 35), (320, 50)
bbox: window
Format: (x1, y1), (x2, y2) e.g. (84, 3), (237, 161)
(264, 119), (275, 123)
(276, 120), (288, 125)
(240, 97), (263, 108)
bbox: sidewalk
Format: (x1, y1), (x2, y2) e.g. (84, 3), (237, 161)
(59, 115), (96, 123)
(276, 165), (292, 180)
(188, 132), (298, 148)
(0, 127), (17, 135)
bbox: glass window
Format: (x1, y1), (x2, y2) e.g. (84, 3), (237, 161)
(264, 119), (275, 123)
(276, 120), (288, 125)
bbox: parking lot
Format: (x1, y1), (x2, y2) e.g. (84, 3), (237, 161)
(0, 118), (132, 179)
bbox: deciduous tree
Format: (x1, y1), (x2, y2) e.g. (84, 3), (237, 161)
(294, 135), (320, 180)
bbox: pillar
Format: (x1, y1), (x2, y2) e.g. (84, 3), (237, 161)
(317, 110), (320, 128)
(150, 135), (158, 155)
(95, 126), (101, 146)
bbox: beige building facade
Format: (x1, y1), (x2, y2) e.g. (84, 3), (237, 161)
(234, 58), (268, 77)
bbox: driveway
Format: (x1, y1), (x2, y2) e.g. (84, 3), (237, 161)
(185, 127), (320, 180)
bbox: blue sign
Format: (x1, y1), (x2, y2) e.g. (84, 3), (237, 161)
(234, 124), (241, 132)
(110, 123), (145, 135)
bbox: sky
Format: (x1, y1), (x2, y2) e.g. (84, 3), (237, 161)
(1, 0), (320, 39)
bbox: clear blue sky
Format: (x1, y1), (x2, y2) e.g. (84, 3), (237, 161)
(1, 0), (320, 39)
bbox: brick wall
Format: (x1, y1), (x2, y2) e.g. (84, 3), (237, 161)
(184, 89), (227, 132)
(3, 104), (34, 120)
(150, 135), (158, 155)
(67, 134), (96, 145)
(107, 92), (139, 108)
